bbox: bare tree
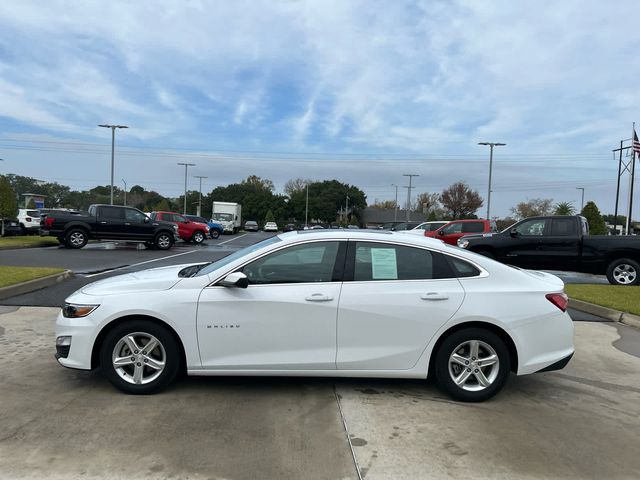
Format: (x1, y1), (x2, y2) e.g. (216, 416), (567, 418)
(370, 200), (398, 209)
(510, 198), (554, 219)
(284, 177), (311, 196)
(440, 181), (483, 219)
(414, 192), (441, 214)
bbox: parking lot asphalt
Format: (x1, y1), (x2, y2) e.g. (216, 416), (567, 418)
(1, 306), (639, 479)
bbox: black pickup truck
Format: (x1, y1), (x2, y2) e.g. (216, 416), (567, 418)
(41, 204), (179, 250)
(457, 215), (640, 285)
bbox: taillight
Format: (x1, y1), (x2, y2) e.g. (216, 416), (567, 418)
(44, 217), (55, 228)
(546, 293), (568, 312)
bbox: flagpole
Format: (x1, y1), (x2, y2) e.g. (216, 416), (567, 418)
(627, 122), (636, 235)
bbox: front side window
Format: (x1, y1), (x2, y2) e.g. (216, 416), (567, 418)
(125, 209), (147, 223)
(441, 222), (463, 235)
(515, 219), (546, 236)
(242, 241), (340, 284)
(353, 242), (453, 281)
(172, 214), (187, 223)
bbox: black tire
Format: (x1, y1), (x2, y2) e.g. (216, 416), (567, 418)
(100, 320), (180, 394)
(434, 328), (510, 402)
(475, 249), (495, 260)
(606, 258), (640, 286)
(65, 228), (88, 249)
(191, 230), (205, 244)
(154, 232), (173, 250)
(210, 229), (220, 239)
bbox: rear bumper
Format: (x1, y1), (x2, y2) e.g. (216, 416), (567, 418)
(536, 352), (573, 372)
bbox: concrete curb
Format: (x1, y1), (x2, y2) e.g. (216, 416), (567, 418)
(0, 270), (73, 300)
(569, 298), (640, 330)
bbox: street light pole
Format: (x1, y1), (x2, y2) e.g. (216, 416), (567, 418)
(576, 187), (585, 211)
(122, 179), (127, 206)
(392, 184), (399, 222)
(177, 163), (196, 215)
(402, 174), (419, 222)
(305, 184), (309, 228)
(98, 124), (128, 205)
(478, 142), (506, 220)
(194, 175), (208, 217)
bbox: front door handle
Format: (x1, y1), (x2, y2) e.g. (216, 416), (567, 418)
(421, 292), (449, 301)
(305, 294), (333, 302)
(99, 221), (107, 224)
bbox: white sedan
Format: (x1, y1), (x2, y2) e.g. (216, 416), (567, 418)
(55, 231), (574, 402)
(263, 221), (278, 232)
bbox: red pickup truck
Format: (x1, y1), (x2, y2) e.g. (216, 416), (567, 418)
(150, 211), (210, 244)
(425, 219), (497, 245)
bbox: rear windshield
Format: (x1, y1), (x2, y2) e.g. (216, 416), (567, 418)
(27, 210), (40, 216)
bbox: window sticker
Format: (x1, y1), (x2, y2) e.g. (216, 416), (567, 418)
(371, 248), (398, 280)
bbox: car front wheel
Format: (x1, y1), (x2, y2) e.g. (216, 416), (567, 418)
(191, 231), (205, 244)
(606, 258), (639, 285)
(65, 228), (88, 249)
(210, 229), (220, 239)
(155, 232), (173, 250)
(434, 328), (510, 402)
(100, 320), (180, 394)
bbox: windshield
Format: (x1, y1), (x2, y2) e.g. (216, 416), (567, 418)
(195, 236), (282, 277)
(212, 213), (234, 221)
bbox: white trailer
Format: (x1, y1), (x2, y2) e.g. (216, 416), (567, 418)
(211, 201), (242, 234)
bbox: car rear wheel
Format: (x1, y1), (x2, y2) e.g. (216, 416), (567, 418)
(155, 232), (173, 250)
(210, 229), (220, 239)
(100, 320), (180, 394)
(65, 228), (88, 249)
(191, 231), (205, 244)
(606, 258), (640, 285)
(434, 328), (510, 402)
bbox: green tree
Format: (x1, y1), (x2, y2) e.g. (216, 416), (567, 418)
(264, 209), (275, 223)
(0, 176), (18, 236)
(440, 181), (483, 219)
(288, 180), (367, 223)
(581, 201), (607, 234)
(553, 201), (575, 215)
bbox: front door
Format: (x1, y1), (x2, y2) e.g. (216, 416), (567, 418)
(337, 241), (465, 370)
(497, 218), (549, 268)
(196, 241), (346, 370)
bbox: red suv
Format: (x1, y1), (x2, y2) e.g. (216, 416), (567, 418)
(151, 211), (210, 244)
(425, 219), (497, 246)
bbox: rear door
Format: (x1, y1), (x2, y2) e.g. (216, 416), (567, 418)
(536, 218), (581, 271)
(95, 206), (127, 238)
(336, 241), (464, 370)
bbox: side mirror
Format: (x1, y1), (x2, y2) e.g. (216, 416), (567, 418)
(144, 216), (150, 223)
(221, 272), (249, 289)
(438, 230), (445, 235)
(510, 228), (518, 237)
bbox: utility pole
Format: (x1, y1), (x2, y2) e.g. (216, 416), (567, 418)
(98, 124), (128, 205)
(194, 175), (208, 217)
(305, 183), (309, 228)
(177, 163), (196, 215)
(402, 174), (419, 222)
(122, 179), (127, 206)
(628, 123), (638, 235)
(576, 187), (585, 211)
(392, 184), (398, 222)
(345, 194), (350, 223)
(478, 142), (506, 220)
(612, 131), (636, 235)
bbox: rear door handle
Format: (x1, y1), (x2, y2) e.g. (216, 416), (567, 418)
(421, 293), (449, 301)
(305, 294), (333, 302)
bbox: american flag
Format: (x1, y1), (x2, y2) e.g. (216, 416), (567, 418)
(634, 128), (640, 156)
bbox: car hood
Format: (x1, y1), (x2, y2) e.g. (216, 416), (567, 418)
(81, 264), (189, 296)
(462, 233), (497, 242)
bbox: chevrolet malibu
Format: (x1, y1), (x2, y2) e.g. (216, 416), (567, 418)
(55, 231), (574, 402)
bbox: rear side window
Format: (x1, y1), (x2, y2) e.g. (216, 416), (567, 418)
(99, 207), (124, 219)
(550, 218), (577, 236)
(352, 242), (453, 281)
(446, 256), (481, 278)
(462, 222), (485, 233)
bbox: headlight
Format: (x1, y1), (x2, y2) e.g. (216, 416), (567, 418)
(458, 239), (469, 248)
(173, 225), (179, 232)
(205, 226), (210, 232)
(62, 303), (99, 318)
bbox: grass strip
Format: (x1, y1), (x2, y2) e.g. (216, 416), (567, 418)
(0, 236), (59, 249)
(565, 284), (640, 316)
(0, 266), (66, 288)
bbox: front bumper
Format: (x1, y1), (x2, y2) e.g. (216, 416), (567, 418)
(54, 310), (97, 370)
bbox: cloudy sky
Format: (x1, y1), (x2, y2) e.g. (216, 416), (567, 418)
(0, 0), (639, 218)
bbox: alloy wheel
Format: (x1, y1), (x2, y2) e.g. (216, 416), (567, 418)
(448, 340), (500, 392)
(69, 232), (85, 247)
(612, 264), (637, 285)
(112, 332), (166, 385)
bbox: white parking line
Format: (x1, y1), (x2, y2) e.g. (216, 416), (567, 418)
(82, 234), (249, 278)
